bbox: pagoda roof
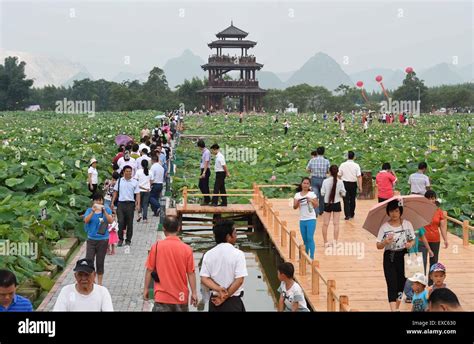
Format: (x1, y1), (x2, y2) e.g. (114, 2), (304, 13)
(208, 40), (257, 48)
(216, 22), (248, 38)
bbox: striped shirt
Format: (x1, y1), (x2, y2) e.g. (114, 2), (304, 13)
(306, 156), (330, 178)
(0, 294), (33, 312)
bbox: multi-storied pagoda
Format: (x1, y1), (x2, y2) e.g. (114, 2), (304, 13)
(197, 22), (266, 112)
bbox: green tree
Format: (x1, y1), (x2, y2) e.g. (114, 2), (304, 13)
(392, 71), (428, 110)
(0, 57), (34, 110)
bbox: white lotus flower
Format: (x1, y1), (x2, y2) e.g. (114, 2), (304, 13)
(20, 162), (27, 166)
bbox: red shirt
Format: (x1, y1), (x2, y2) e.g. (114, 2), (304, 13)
(424, 208), (445, 242)
(145, 236), (194, 304)
(112, 152), (124, 165)
(375, 170), (396, 199)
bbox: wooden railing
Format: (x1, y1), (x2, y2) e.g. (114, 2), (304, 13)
(252, 183), (352, 312)
(443, 211), (473, 247)
(181, 186), (254, 209)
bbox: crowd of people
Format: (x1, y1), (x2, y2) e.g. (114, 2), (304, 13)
(1, 110), (467, 313)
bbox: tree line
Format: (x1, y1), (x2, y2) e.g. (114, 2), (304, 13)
(1, 56), (473, 113)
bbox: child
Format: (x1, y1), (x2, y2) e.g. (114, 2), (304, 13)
(404, 227), (434, 302)
(283, 119), (290, 135)
(103, 172), (120, 209)
(409, 272), (429, 312)
(107, 214), (119, 255)
(277, 262), (309, 312)
(428, 262), (447, 297)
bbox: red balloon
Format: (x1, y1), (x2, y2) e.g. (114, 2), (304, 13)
(405, 67), (414, 73)
(356, 81), (364, 88)
(375, 75), (383, 82)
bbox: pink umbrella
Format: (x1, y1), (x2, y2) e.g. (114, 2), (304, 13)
(362, 195), (437, 237)
(115, 134), (133, 146)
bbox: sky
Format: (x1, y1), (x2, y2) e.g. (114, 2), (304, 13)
(0, 0), (472, 79)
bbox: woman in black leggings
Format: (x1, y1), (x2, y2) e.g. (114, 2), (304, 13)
(376, 200), (415, 311)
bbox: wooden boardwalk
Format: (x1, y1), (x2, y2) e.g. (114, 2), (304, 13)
(170, 185), (474, 311)
(251, 191), (474, 311)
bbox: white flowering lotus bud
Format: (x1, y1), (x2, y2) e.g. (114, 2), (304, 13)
(21, 162), (27, 166)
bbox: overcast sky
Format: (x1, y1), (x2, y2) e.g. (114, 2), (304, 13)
(1, 0), (472, 79)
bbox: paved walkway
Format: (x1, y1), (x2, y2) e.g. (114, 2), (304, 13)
(39, 215), (163, 311)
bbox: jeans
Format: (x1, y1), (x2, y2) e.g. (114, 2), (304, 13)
(343, 181), (357, 218)
(152, 303), (189, 312)
(212, 172), (227, 206)
(299, 219), (316, 259)
(140, 191), (150, 220)
(198, 168), (211, 203)
(311, 176), (325, 215)
(117, 201), (135, 244)
(383, 250), (407, 302)
(149, 183), (163, 215)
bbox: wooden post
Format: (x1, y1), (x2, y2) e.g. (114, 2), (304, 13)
(339, 295), (349, 312)
(281, 221), (287, 248)
(262, 198), (267, 217)
(183, 187), (188, 209)
(327, 280), (336, 311)
(312, 260), (319, 295)
(289, 230), (297, 260)
(463, 220), (469, 247)
(267, 203), (273, 228)
(299, 245), (306, 276)
(273, 211), (279, 235)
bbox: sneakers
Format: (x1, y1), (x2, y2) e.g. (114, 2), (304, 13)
(344, 217), (351, 220)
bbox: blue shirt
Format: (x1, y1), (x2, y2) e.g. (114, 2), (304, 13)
(84, 207), (112, 240)
(306, 156), (330, 178)
(409, 227), (426, 253)
(114, 177), (140, 202)
(412, 289), (428, 312)
(200, 148), (211, 169)
(0, 294), (33, 312)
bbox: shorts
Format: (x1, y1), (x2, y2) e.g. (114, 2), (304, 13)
(324, 202), (342, 213)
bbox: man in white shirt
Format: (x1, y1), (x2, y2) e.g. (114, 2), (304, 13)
(135, 148), (151, 171)
(197, 139), (211, 205)
(210, 144), (230, 207)
(111, 165), (141, 246)
(408, 162), (431, 195)
(53, 259), (113, 311)
(149, 155), (164, 217)
(338, 151), (362, 220)
(200, 220), (247, 312)
(117, 151), (137, 175)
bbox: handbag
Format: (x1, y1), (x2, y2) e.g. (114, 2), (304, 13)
(404, 252), (424, 278)
(97, 215), (108, 235)
(150, 242), (160, 282)
(403, 223), (424, 278)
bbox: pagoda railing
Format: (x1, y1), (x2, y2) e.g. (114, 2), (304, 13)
(208, 79), (259, 87)
(208, 55), (257, 64)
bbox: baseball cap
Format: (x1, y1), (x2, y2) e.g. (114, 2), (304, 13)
(430, 262), (446, 273)
(73, 258), (95, 273)
(408, 272), (427, 286)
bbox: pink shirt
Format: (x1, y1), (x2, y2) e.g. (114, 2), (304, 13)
(376, 170), (397, 199)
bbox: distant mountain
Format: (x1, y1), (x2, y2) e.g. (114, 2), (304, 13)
(419, 63), (464, 87)
(163, 49), (206, 89)
(258, 71), (285, 89)
(62, 71), (95, 87)
(0, 50), (93, 87)
(458, 63), (473, 83)
(275, 70), (295, 83)
(285, 52), (353, 90)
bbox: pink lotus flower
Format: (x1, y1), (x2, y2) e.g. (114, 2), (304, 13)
(271, 175), (276, 181)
